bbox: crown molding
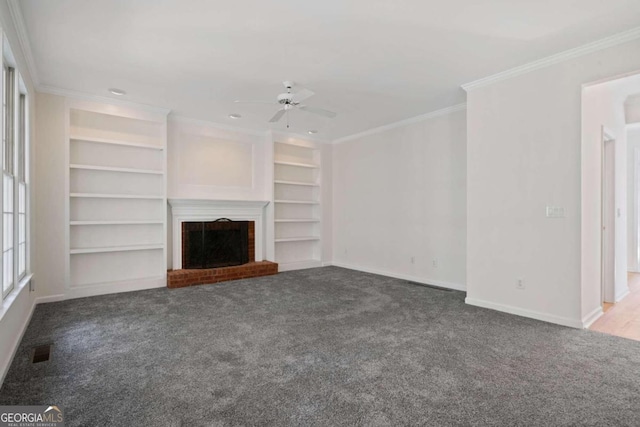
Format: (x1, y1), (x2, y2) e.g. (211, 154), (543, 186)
(168, 115), (268, 137)
(37, 84), (171, 116)
(7, 0), (39, 86)
(333, 103), (467, 144)
(462, 26), (640, 92)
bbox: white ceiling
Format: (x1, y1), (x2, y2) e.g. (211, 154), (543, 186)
(19, 0), (640, 139)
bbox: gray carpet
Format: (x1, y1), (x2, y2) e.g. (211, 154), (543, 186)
(1, 267), (639, 426)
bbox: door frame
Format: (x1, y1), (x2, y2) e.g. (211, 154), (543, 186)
(601, 126), (616, 304)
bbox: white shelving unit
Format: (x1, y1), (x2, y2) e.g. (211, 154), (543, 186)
(66, 100), (167, 294)
(273, 140), (322, 271)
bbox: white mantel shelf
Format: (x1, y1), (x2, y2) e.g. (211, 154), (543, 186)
(168, 199), (270, 270)
(168, 199), (270, 211)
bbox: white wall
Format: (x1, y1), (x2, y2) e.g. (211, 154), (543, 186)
(627, 127), (640, 272)
(465, 38), (640, 328)
(625, 95), (640, 124)
(320, 142), (333, 264)
(0, 0), (38, 383)
(34, 92), (66, 299)
(167, 117), (269, 201)
(332, 109), (467, 290)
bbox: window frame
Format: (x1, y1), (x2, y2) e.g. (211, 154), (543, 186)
(1, 34), (30, 302)
(1, 61), (15, 299)
(17, 87), (27, 281)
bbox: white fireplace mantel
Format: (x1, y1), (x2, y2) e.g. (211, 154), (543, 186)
(168, 199), (270, 270)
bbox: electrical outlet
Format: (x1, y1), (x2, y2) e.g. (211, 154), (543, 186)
(410, 256), (415, 264)
(516, 278), (525, 290)
(545, 206), (565, 218)
(432, 258), (438, 268)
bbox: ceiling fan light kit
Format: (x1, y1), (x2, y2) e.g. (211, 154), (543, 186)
(235, 81), (337, 128)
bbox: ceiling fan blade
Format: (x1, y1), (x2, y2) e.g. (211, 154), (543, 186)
(299, 105), (337, 118)
(234, 100), (276, 104)
(292, 88), (315, 103)
(269, 109), (286, 123)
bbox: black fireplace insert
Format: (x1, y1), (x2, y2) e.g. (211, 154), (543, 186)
(182, 219), (249, 269)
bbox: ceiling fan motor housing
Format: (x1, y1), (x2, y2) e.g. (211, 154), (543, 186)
(278, 93), (294, 104)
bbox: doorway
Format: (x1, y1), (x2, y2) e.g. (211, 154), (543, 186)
(602, 127), (616, 307)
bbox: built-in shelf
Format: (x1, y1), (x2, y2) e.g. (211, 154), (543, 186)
(70, 220), (164, 225)
(70, 135), (164, 150)
(275, 236), (320, 243)
(274, 180), (318, 187)
(274, 200), (319, 204)
(70, 244), (164, 254)
(273, 140), (322, 270)
(67, 104), (167, 291)
(70, 164), (163, 175)
(275, 219), (320, 223)
(70, 193), (164, 200)
(274, 160), (318, 169)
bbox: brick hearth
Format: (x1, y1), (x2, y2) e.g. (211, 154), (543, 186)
(167, 261), (278, 289)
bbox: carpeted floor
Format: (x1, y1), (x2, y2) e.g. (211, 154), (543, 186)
(1, 267), (639, 426)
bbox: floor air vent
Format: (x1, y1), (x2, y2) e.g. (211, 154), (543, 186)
(32, 344), (52, 363)
(405, 281), (452, 292)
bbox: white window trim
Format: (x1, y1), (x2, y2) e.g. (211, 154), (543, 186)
(1, 32), (31, 303)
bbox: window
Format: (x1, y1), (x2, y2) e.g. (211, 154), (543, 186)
(2, 63), (14, 298)
(1, 39), (30, 301)
(17, 93), (26, 279)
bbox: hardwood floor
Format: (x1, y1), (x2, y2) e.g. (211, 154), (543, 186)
(590, 273), (640, 341)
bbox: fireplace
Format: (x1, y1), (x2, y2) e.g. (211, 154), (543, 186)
(167, 199), (277, 288)
(182, 219), (250, 269)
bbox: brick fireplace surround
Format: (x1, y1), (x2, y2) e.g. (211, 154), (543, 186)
(168, 222), (277, 288)
(167, 261), (277, 289)
(167, 199), (277, 289)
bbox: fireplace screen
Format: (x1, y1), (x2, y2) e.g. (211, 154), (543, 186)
(182, 219), (249, 269)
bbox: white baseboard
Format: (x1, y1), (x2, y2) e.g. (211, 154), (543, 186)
(65, 276), (166, 300)
(278, 260), (323, 272)
(465, 297), (583, 328)
(615, 287), (631, 303)
(331, 261), (466, 292)
(582, 306), (604, 328)
(35, 294), (65, 304)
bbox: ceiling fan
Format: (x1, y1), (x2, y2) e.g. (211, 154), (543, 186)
(235, 81), (337, 128)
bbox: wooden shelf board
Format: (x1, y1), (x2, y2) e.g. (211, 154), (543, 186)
(275, 237), (320, 243)
(70, 244), (164, 254)
(274, 160), (319, 169)
(70, 163), (163, 175)
(70, 220), (164, 225)
(70, 134), (163, 150)
(275, 219), (320, 223)
(274, 180), (319, 187)
(274, 200), (319, 205)
(70, 193), (164, 200)
(275, 141), (319, 149)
